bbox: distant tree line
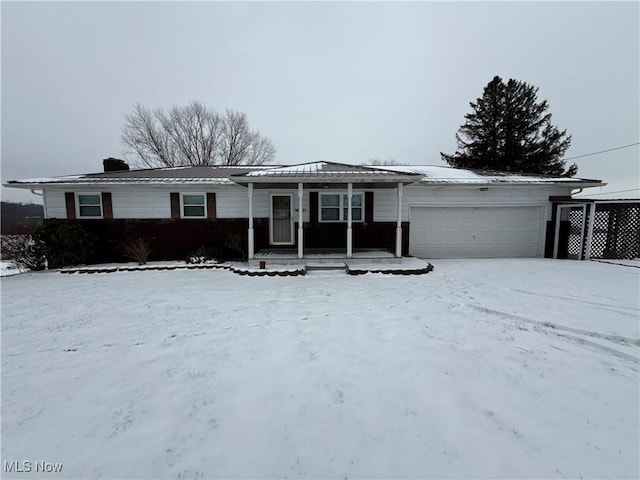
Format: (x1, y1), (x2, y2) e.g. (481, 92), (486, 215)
(1, 202), (44, 234)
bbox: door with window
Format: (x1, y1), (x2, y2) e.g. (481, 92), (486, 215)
(271, 195), (293, 244)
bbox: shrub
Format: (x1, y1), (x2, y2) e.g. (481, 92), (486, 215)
(0, 235), (46, 270)
(34, 220), (97, 268)
(121, 236), (151, 265)
(224, 232), (246, 260)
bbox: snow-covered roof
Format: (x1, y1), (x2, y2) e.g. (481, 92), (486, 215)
(5, 165), (270, 186)
(381, 165), (602, 185)
(240, 162), (411, 177)
(4, 162), (604, 188)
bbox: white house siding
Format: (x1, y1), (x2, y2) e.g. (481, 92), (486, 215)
(43, 185), (312, 220)
(44, 189), (68, 218)
(44, 183), (572, 222)
(373, 185), (572, 222)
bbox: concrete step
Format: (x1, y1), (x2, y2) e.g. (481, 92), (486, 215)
(305, 263), (346, 271)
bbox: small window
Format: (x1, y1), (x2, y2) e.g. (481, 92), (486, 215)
(320, 193), (364, 222)
(181, 193), (206, 218)
(77, 193), (103, 218)
(321, 194), (340, 221)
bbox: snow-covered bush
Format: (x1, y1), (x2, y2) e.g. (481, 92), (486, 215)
(185, 246), (219, 264)
(0, 235), (46, 271)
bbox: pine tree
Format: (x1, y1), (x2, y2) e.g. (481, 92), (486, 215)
(441, 76), (576, 176)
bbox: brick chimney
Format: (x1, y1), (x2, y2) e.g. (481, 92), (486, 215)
(103, 157), (129, 172)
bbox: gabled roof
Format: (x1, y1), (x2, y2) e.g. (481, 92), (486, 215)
(4, 162), (605, 188)
(239, 161), (411, 177)
(231, 161), (422, 184)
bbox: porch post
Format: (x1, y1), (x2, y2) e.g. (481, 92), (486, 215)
(248, 183), (254, 260)
(553, 204), (562, 259)
(395, 182), (403, 257)
(347, 183), (353, 258)
(584, 202), (596, 261)
(298, 182), (304, 259)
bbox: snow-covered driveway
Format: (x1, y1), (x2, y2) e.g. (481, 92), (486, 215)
(2, 259), (638, 478)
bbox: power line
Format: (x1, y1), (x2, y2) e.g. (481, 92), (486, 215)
(564, 142), (640, 161)
(575, 187), (640, 196)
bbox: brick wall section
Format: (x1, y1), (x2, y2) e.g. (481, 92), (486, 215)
(42, 217), (407, 264)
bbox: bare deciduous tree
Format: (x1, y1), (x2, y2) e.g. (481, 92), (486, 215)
(122, 101), (276, 168)
(363, 158), (408, 166)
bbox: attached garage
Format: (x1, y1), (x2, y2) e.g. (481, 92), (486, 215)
(409, 205), (545, 258)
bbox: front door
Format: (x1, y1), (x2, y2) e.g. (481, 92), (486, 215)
(271, 195), (293, 244)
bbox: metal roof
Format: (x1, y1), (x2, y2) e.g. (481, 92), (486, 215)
(4, 162), (605, 188)
(237, 161), (417, 177)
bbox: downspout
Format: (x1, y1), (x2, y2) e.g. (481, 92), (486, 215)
(30, 189), (47, 218)
(571, 188), (583, 196)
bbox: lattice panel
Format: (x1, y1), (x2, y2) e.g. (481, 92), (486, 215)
(567, 207), (585, 259)
(590, 204), (640, 260)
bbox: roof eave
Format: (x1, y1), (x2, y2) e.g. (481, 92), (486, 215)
(231, 174), (422, 184)
(417, 180), (605, 187)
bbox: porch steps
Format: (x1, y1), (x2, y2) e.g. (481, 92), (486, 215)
(305, 263), (347, 272)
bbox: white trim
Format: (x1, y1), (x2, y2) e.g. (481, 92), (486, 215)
(248, 183), (254, 260)
(179, 192), (207, 219)
(297, 183), (304, 258)
(553, 203), (587, 260)
(42, 190), (48, 219)
(396, 183), (403, 257)
(591, 199), (640, 204)
(269, 193), (294, 245)
(318, 191), (365, 223)
(346, 183), (353, 258)
(584, 202), (597, 261)
(75, 192), (103, 219)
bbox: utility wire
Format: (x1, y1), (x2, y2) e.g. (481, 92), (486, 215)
(564, 142), (640, 160)
(574, 187), (640, 196)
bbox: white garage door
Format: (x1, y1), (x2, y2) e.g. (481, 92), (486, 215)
(409, 206), (544, 258)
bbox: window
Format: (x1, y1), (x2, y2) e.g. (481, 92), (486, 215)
(320, 193), (364, 222)
(77, 193), (102, 218)
(181, 193), (206, 218)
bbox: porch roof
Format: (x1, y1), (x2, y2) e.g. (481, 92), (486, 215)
(230, 161), (422, 186)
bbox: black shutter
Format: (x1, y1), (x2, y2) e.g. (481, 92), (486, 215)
(170, 193), (180, 219)
(65, 192), (76, 219)
(365, 191), (374, 223)
(102, 192), (113, 219)
(310, 192), (318, 224)
(207, 193), (216, 219)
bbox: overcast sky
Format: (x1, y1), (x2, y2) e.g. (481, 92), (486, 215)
(2, 1), (638, 203)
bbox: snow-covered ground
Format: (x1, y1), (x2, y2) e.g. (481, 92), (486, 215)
(0, 260), (25, 277)
(1, 259), (638, 478)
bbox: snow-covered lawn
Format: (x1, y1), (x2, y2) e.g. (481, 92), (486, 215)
(1, 259), (638, 478)
(0, 260), (25, 277)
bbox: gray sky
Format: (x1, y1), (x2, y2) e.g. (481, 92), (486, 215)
(2, 1), (638, 203)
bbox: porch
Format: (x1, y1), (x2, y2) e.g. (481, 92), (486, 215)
(249, 247), (401, 267)
(229, 161), (422, 263)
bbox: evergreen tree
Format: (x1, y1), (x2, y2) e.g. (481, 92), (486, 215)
(441, 76), (576, 176)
